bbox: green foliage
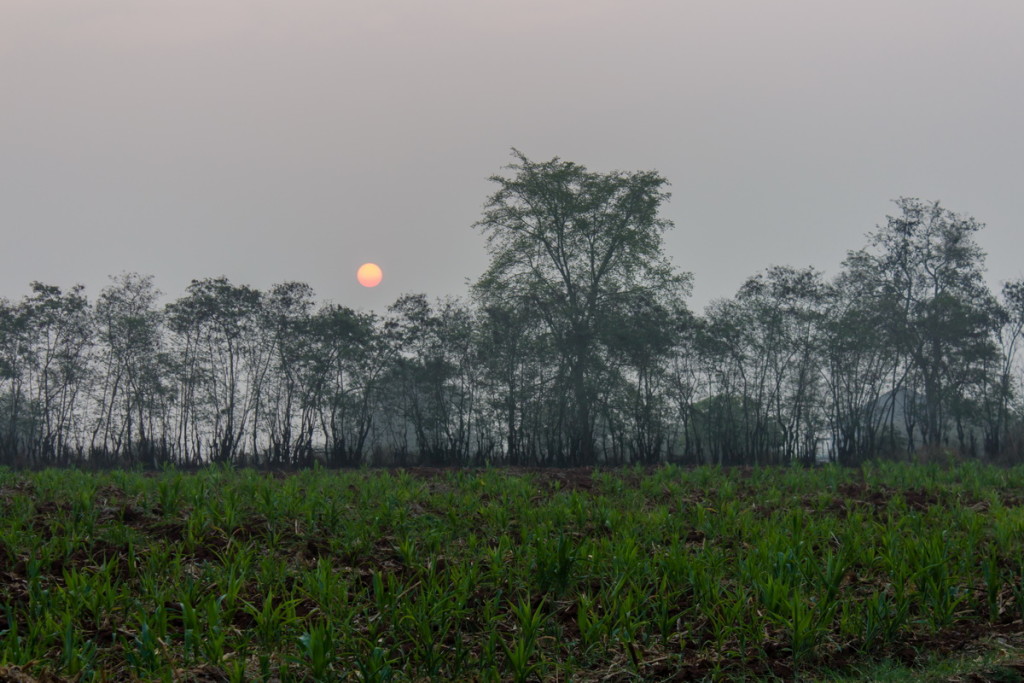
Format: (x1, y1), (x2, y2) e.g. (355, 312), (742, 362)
(0, 463), (1022, 679)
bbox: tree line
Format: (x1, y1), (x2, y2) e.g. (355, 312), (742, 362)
(2, 152), (1023, 468)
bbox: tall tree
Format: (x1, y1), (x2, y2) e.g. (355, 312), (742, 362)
(166, 277), (265, 464)
(475, 302), (539, 465)
(311, 304), (381, 467)
(382, 294), (480, 466)
(92, 273), (166, 466)
(820, 270), (905, 464)
(262, 281), (317, 465)
(977, 279), (1024, 456)
(843, 198), (1000, 451)
(20, 283), (93, 464)
(473, 150), (690, 465)
(730, 266), (826, 464)
(0, 298), (34, 465)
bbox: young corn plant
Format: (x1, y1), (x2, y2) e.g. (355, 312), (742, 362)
(787, 589), (833, 664)
(1013, 562), (1024, 623)
(861, 590), (909, 651)
(354, 644), (396, 683)
(981, 550), (1003, 622)
(290, 621), (336, 679)
(200, 597), (230, 663)
(576, 593), (605, 651)
(396, 580), (463, 676)
(755, 567), (836, 665)
(652, 578), (690, 644)
(243, 590), (303, 649)
(0, 604), (28, 664)
(502, 597), (548, 683)
(604, 586), (650, 659)
(914, 531), (968, 632)
(156, 474), (184, 517)
(179, 598), (203, 663)
(122, 620), (162, 677)
(532, 531), (578, 596)
(58, 614), (98, 679)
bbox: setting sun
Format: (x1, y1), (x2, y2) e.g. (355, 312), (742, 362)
(357, 262), (383, 287)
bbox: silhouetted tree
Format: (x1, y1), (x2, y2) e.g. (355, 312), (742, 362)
(166, 277), (265, 464)
(843, 198), (1000, 452)
(91, 273), (167, 466)
(20, 283), (93, 465)
(473, 150), (691, 465)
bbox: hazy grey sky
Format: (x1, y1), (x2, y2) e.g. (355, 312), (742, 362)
(3, 1), (1022, 313)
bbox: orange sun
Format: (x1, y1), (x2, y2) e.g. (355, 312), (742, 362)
(357, 262), (383, 287)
